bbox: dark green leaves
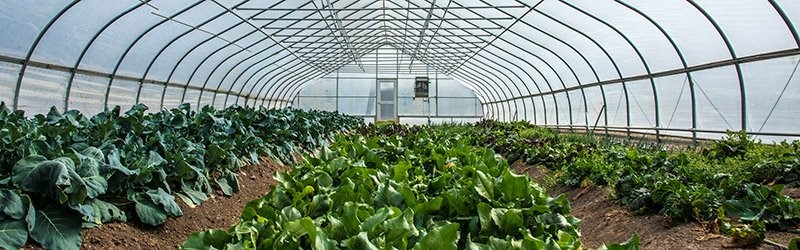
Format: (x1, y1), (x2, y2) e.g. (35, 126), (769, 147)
(723, 184), (800, 228)
(2, 103), (361, 249)
(30, 205), (82, 250)
(0, 219), (27, 250)
(0, 190), (38, 246)
(0, 189), (26, 220)
(215, 169), (239, 196)
(134, 188), (183, 226)
(12, 156), (86, 204)
(87, 200), (126, 225)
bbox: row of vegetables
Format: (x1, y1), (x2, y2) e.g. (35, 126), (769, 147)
(178, 119), (800, 249)
(182, 123), (638, 249)
(367, 121), (800, 247)
(0, 103), (362, 250)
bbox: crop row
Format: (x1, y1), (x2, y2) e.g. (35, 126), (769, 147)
(0, 103), (362, 250)
(366, 121), (800, 247)
(183, 124), (639, 249)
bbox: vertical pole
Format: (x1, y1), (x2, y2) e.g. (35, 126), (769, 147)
(476, 100), (480, 119)
(335, 70), (339, 112)
(426, 65), (431, 125)
(690, 79), (698, 145)
(395, 48), (400, 123)
(435, 69), (439, 117)
(375, 49), (379, 121)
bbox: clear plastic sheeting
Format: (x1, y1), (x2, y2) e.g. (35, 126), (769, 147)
(106, 79), (138, 112)
(0, 0), (796, 142)
(162, 86), (184, 111)
(0, 61), (20, 107)
(0, 1), (70, 59)
(17, 66), (68, 115)
(743, 56), (800, 136)
(183, 89), (202, 110)
(139, 83), (164, 113)
(69, 74), (109, 115)
(294, 46), (483, 123)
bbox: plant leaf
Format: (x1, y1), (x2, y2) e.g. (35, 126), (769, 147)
(598, 234), (639, 250)
(134, 197), (169, 226)
(0, 189), (26, 220)
(0, 219), (28, 250)
(88, 200), (126, 224)
(30, 204), (82, 250)
(182, 229), (232, 250)
(474, 170), (494, 201)
(413, 223), (460, 250)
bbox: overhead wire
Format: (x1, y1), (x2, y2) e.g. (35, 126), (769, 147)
(694, 80), (734, 129)
(667, 76), (689, 127)
(758, 57), (800, 133)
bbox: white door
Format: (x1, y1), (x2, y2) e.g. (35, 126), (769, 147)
(377, 79), (396, 121)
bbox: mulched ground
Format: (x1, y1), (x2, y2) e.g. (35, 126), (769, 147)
(511, 161), (800, 250)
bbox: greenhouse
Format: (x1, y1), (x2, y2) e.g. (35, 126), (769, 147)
(0, 0), (799, 249)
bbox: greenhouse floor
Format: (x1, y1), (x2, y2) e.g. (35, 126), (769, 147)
(512, 161), (799, 250)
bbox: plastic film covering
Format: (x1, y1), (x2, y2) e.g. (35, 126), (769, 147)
(0, 0), (796, 142)
(0, 61), (20, 106)
(138, 83), (164, 113)
(69, 73), (109, 115)
(106, 79), (138, 112)
(295, 48), (484, 123)
(17, 66), (68, 115)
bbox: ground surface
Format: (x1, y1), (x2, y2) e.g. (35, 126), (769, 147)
(22, 157), (287, 250)
(511, 161), (800, 250)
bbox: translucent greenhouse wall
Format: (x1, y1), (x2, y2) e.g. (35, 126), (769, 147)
(291, 46), (484, 124)
(293, 73), (484, 124)
(0, 0), (798, 143)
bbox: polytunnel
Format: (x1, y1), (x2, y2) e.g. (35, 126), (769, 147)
(0, 0), (799, 143)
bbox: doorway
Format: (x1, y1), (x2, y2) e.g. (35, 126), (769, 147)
(376, 79), (397, 121)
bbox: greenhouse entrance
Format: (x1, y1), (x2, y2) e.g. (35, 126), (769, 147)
(377, 79), (397, 122)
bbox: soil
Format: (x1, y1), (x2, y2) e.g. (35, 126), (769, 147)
(510, 161), (800, 250)
(22, 157), (287, 250)
(782, 187), (800, 199)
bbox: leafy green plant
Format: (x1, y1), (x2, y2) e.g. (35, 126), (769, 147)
(723, 184), (800, 229)
(362, 121), (800, 239)
(705, 130), (756, 160)
(598, 234), (639, 250)
(0, 102), (361, 249)
(721, 219), (765, 248)
(183, 130), (585, 249)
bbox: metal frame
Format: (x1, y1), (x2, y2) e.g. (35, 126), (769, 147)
(4, 0), (800, 142)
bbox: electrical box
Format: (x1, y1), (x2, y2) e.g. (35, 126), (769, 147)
(414, 76), (429, 98)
